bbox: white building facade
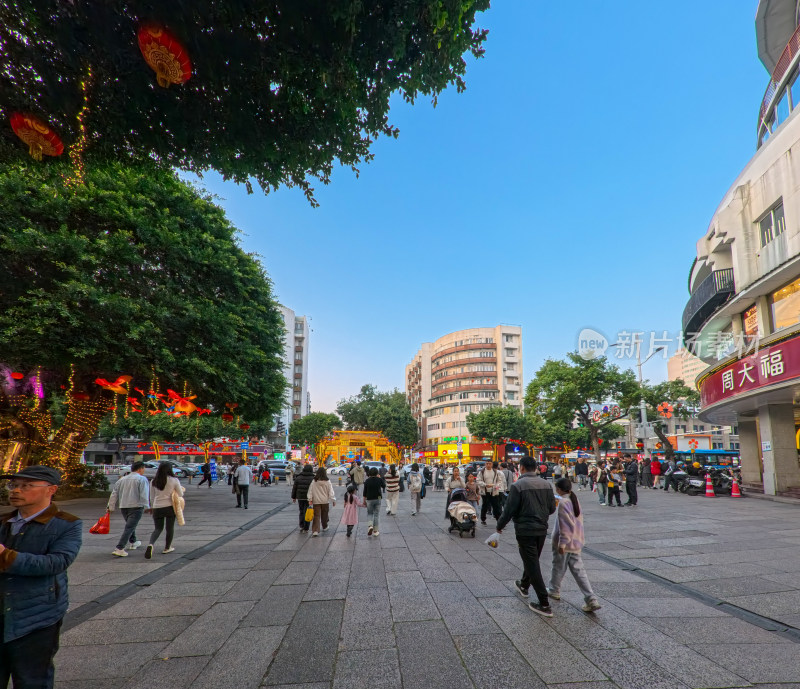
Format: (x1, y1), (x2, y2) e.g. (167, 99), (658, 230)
(405, 325), (523, 447)
(278, 307), (310, 432)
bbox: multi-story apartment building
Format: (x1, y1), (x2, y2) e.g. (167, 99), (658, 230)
(405, 326), (523, 447)
(682, 1), (800, 495)
(279, 306), (309, 433)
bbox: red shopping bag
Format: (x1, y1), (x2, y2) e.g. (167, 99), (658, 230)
(89, 511), (111, 535)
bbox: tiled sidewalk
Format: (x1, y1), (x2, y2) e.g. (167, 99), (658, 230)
(53, 483), (800, 689)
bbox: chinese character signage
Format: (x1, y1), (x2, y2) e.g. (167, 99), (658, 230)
(700, 335), (800, 407)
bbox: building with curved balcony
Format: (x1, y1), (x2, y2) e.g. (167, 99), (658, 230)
(405, 325), (523, 450)
(683, 1), (800, 496)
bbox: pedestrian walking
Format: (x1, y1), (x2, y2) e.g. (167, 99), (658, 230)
(107, 461), (150, 557)
(547, 478), (601, 613)
(309, 467), (336, 536)
(423, 464), (432, 486)
(0, 466), (82, 689)
(595, 461), (607, 505)
(641, 457), (652, 488)
(407, 463), (424, 515)
(291, 463), (314, 532)
(234, 460), (252, 509)
(435, 465), (445, 491)
(348, 461), (366, 495)
(384, 465), (401, 516)
(465, 473), (481, 512)
(553, 462), (563, 481)
(650, 457), (662, 488)
(574, 458), (589, 491)
(444, 466), (466, 518)
(287, 462), (294, 487)
(145, 462), (185, 559)
(197, 460), (213, 488)
(478, 461), (504, 525)
(623, 454), (638, 506)
(496, 455), (557, 618)
(342, 484), (364, 537)
(499, 462), (514, 509)
(662, 458), (679, 493)
(605, 463), (623, 507)
(363, 467), (384, 536)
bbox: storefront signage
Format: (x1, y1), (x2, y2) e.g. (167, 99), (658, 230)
(744, 305), (758, 337)
(700, 334), (800, 407)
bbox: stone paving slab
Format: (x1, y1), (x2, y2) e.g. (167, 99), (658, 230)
(53, 483), (800, 688)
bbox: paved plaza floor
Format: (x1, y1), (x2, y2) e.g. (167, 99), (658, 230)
(51, 478), (800, 689)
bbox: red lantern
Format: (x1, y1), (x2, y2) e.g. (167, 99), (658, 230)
(71, 391), (90, 401)
(222, 413), (234, 422)
(636, 442), (644, 449)
(598, 439), (603, 445)
(240, 423), (250, 430)
(137, 24), (192, 88)
(10, 113), (64, 161)
(10, 372), (24, 380)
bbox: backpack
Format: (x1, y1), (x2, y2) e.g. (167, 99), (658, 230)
(409, 472), (422, 493)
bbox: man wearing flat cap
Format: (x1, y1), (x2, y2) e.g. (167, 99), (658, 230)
(0, 466), (82, 689)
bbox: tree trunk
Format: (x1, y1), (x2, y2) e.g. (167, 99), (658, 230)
(45, 399), (113, 479)
(591, 427), (601, 464)
(653, 424), (674, 463)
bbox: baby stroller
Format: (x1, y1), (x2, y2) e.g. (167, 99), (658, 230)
(447, 488), (477, 538)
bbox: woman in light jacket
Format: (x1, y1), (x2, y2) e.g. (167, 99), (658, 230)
(146, 461), (185, 559)
(444, 466), (466, 519)
(308, 466), (336, 536)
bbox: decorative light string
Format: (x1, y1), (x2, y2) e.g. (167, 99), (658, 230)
(65, 65), (93, 187)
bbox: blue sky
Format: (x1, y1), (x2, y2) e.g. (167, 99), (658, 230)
(195, 1), (768, 413)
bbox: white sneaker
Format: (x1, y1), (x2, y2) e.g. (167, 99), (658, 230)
(411, 511), (416, 516)
(582, 600), (602, 613)
(367, 526), (374, 536)
(162, 547), (175, 554)
(312, 532), (319, 537)
(112, 548), (128, 557)
(373, 531), (379, 536)
(126, 540), (141, 550)
(322, 527), (329, 532)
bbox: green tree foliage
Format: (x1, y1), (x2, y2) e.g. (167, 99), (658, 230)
(639, 379), (699, 462)
(0, 161), (286, 419)
(525, 352), (640, 462)
(466, 406), (528, 445)
(289, 412), (343, 448)
(336, 385), (418, 447)
(0, 1), (489, 203)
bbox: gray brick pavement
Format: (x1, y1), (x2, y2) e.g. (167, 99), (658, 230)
(51, 480), (800, 688)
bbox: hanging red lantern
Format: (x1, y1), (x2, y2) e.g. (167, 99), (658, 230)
(71, 391), (90, 401)
(10, 372), (24, 380)
(240, 423), (250, 430)
(10, 113), (64, 161)
(636, 442), (644, 449)
(222, 412), (234, 422)
(137, 24), (192, 88)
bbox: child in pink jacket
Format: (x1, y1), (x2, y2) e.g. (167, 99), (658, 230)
(547, 478), (601, 613)
(342, 484), (364, 537)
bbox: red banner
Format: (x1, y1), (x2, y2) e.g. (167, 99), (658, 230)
(700, 334), (800, 407)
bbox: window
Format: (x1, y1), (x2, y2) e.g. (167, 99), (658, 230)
(712, 442), (723, 450)
(294, 365), (303, 373)
(759, 202), (785, 247)
(506, 391), (516, 400)
(730, 442), (740, 450)
(770, 275), (800, 330)
(505, 348), (515, 357)
(791, 70), (800, 109)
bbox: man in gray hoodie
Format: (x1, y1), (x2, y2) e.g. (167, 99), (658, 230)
(107, 461), (150, 557)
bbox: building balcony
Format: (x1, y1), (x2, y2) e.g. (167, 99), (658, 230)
(432, 371), (498, 385)
(432, 343), (495, 364)
(294, 373), (302, 379)
(682, 268), (735, 339)
(431, 357), (496, 375)
(431, 383), (497, 395)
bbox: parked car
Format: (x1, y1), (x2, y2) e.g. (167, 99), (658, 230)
(266, 461), (289, 481)
(327, 464), (349, 476)
(141, 460), (192, 479)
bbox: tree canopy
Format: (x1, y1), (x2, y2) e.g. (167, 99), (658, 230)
(336, 384), (418, 446)
(289, 412), (343, 448)
(0, 160), (287, 420)
(525, 352), (640, 462)
(0, 1), (489, 202)
(466, 405), (528, 445)
(639, 379), (699, 461)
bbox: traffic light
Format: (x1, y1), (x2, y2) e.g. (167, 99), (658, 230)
(276, 419), (286, 434)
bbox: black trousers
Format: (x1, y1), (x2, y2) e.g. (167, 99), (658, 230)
(237, 484), (249, 507)
(198, 474), (212, 487)
(625, 481), (638, 505)
(663, 474), (679, 492)
(481, 494), (501, 522)
(298, 500), (310, 530)
(150, 506), (176, 549)
(0, 618), (62, 689)
(516, 534), (548, 605)
(607, 485), (622, 505)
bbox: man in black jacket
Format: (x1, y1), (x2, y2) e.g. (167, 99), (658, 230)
(623, 454), (638, 506)
(291, 464), (315, 532)
(497, 456), (557, 617)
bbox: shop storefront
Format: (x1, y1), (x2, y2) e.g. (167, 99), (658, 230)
(697, 329), (800, 495)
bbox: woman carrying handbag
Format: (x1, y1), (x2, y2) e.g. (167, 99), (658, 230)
(145, 462), (185, 559)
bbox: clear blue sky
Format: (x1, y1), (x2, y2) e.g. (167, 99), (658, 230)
(195, 1), (767, 413)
